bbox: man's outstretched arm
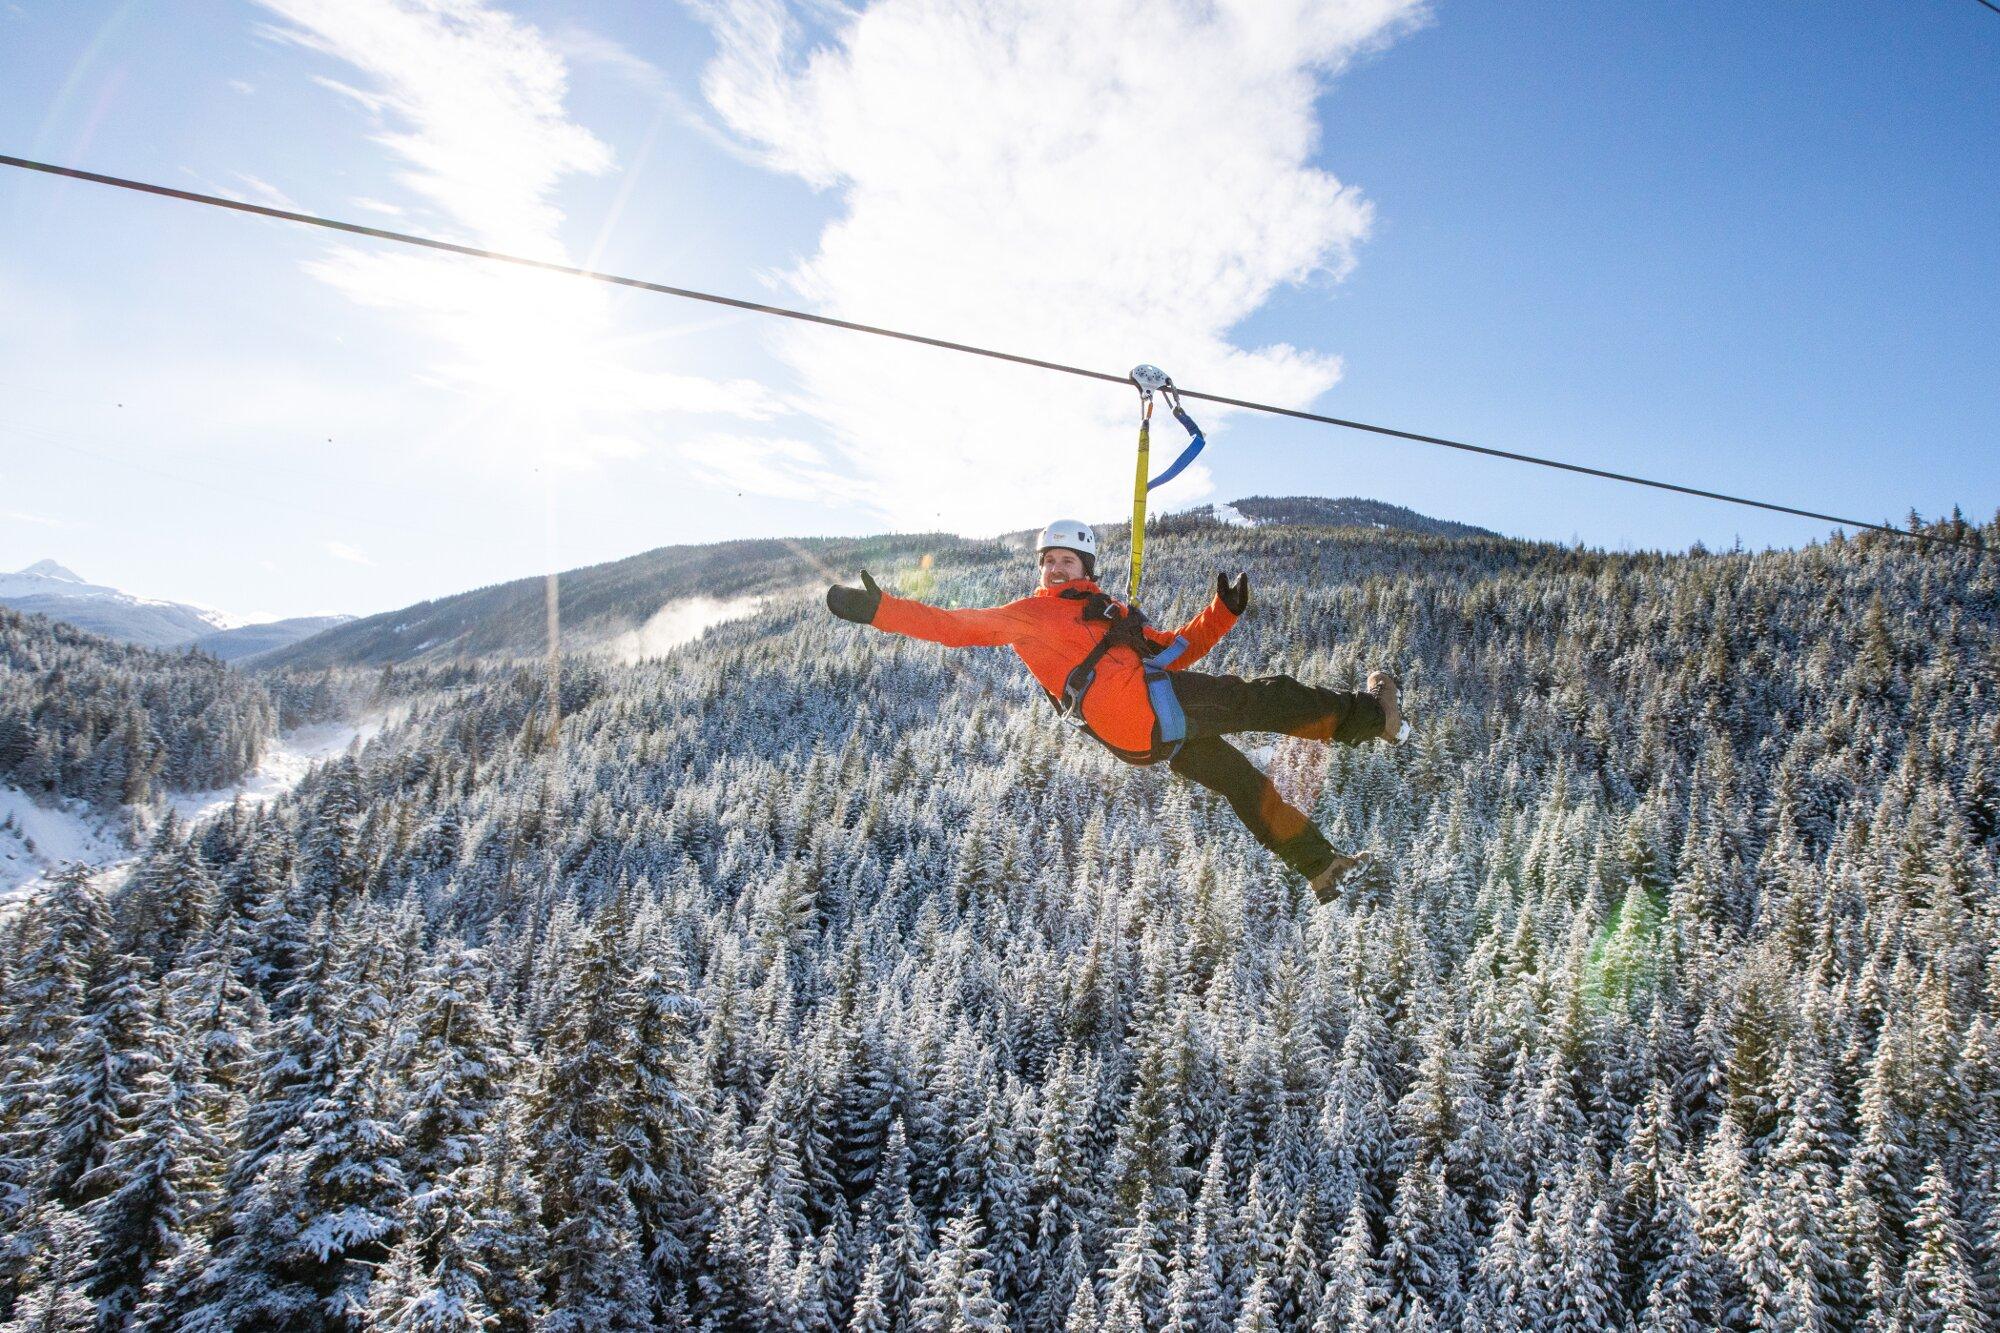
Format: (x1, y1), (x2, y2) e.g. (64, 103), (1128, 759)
(827, 570), (1032, 648)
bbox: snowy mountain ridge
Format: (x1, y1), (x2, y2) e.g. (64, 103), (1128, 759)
(0, 559), (242, 647)
(15, 559), (87, 582)
(0, 561), (237, 622)
(0, 560), (357, 657)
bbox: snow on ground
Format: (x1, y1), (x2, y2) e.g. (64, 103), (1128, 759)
(1212, 503), (1256, 527)
(166, 718), (384, 827)
(2, 717), (384, 914)
(0, 785), (129, 911)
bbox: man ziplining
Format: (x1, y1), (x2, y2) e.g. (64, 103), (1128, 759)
(826, 519), (1406, 901)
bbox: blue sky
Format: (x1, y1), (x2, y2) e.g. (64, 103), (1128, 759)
(2, 0), (1995, 622)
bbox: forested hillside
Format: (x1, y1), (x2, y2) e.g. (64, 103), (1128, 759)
(258, 533), (1002, 670)
(188, 617), (357, 665)
(2, 511), (1996, 1331)
(0, 607), (277, 808)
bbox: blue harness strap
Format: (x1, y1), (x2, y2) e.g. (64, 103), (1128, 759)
(1143, 634), (1189, 755)
(1146, 634), (1190, 669)
(1145, 405), (1205, 492)
(1146, 671), (1187, 750)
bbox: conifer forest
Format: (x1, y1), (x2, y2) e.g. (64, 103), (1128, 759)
(0, 609), (276, 810)
(3, 511), (1998, 1332)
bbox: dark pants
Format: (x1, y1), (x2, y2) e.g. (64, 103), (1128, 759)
(1163, 672), (1384, 879)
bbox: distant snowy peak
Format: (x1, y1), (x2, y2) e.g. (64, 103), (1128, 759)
(1, 561), (201, 609)
(0, 560), (240, 648)
(0, 564), (108, 602)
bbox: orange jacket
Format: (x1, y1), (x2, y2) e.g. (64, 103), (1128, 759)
(870, 579), (1239, 754)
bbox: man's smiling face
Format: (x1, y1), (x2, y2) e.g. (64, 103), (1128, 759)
(1039, 547), (1086, 590)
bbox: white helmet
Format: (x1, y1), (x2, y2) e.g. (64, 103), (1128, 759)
(1035, 519), (1099, 573)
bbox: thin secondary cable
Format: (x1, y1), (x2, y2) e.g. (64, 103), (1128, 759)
(0, 418), (492, 546)
(0, 152), (1974, 552)
(1974, 0), (2000, 18)
(0, 389), (430, 504)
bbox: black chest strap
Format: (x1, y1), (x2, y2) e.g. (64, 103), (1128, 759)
(1047, 589), (1176, 762)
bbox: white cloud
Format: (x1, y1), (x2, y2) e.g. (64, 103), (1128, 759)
(232, 173), (301, 210)
(2, 510), (69, 529)
(259, 0), (614, 251)
(306, 73), (390, 116)
(252, 0), (775, 470)
(326, 540), (374, 565)
(690, 0), (1422, 535)
(676, 432), (872, 504)
(228, 78), (257, 95)
(547, 25), (669, 98)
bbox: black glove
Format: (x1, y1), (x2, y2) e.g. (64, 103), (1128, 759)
(827, 570), (882, 624)
(1216, 571), (1249, 615)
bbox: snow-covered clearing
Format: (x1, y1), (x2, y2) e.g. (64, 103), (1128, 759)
(166, 718), (383, 826)
(0, 785), (128, 909)
(1, 717), (382, 913)
(1212, 502), (1256, 527)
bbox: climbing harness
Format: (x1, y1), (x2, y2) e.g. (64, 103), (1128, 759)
(1127, 365), (1207, 602)
(1048, 586), (1190, 764)
(1033, 363), (1208, 763)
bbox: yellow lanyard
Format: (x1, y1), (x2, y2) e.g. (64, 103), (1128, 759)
(1125, 364), (1205, 603)
(1129, 395), (1154, 602)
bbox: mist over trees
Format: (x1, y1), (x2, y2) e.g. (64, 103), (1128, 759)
(2, 511), (1996, 1330)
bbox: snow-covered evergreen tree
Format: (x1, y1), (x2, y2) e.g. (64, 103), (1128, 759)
(39, 946), (157, 1208)
(1893, 1161), (1984, 1333)
(1, 1204), (95, 1333)
(78, 983), (224, 1330)
(908, 1212), (1009, 1332)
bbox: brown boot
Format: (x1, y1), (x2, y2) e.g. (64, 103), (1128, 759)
(1310, 850), (1368, 904)
(1367, 669), (1407, 745)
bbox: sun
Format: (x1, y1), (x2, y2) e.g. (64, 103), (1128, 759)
(330, 250), (654, 472)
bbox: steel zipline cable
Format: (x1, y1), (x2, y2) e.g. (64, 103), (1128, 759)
(0, 152), (1980, 553)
